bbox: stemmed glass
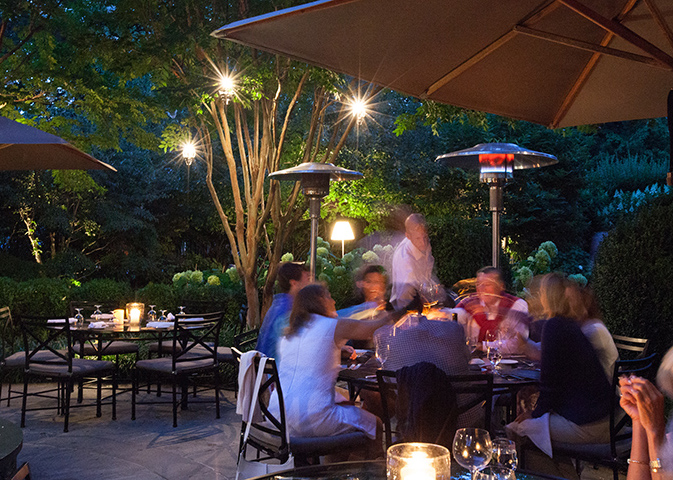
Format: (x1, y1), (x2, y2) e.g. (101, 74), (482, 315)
(474, 466), (515, 480)
(467, 333), (480, 355)
(93, 305), (103, 321)
(159, 310), (168, 322)
(147, 305), (157, 322)
(74, 308), (84, 328)
(491, 438), (518, 470)
(488, 346), (503, 371)
(453, 428), (493, 480)
(374, 334), (389, 368)
(178, 306), (186, 316)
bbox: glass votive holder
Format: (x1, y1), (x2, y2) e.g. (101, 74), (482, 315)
(112, 309), (125, 325)
(125, 302), (144, 325)
(387, 442), (451, 480)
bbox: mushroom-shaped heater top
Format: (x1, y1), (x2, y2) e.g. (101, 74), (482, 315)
(437, 142), (558, 184)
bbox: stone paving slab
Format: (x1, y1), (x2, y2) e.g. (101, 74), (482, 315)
(0, 383), (240, 480)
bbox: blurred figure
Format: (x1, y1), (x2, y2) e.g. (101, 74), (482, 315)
(256, 262), (310, 359)
(390, 213), (442, 308)
(269, 283), (416, 458)
(455, 267), (529, 349)
(567, 283), (618, 383)
(507, 273), (612, 460)
(338, 265), (390, 320)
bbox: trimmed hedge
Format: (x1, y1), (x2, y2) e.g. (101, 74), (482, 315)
(593, 194), (673, 358)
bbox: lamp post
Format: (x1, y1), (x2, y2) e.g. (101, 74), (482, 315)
(331, 220), (355, 257)
(269, 163), (363, 281)
(437, 143), (557, 269)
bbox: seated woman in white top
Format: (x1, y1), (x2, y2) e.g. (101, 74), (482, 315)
(272, 283), (416, 458)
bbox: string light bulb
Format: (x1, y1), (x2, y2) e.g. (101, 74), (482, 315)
(182, 142), (196, 166)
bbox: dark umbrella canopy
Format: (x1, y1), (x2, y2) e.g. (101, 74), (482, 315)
(0, 116), (116, 172)
(213, 0), (673, 129)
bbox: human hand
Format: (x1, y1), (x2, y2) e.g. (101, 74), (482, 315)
(619, 375), (640, 422)
(341, 345), (357, 360)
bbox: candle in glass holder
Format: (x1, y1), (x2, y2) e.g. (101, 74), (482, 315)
(387, 442), (450, 480)
(130, 308), (140, 323)
(125, 303), (144, 325)
(112, 309), (124, 325)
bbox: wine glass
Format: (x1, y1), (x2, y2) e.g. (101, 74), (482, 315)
(178, 306), (186, 316)
(488, 346), (503, 371)
(147, 305), (157, 322)
(467, 333), (480, 355)
(74, 308), (84, 328)
(159, 310), (168, 322)
(453, 428), (492, 480)
(491, 438), (518, 470)
(474, 466), (515, 480)
(93, 304), (103, 321)
(374, 334), (389, 368)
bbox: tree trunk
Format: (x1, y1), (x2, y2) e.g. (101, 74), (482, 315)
(18, 207), (42, 264)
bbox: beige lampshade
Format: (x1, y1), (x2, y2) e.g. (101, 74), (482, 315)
(331, 220), (355, 241)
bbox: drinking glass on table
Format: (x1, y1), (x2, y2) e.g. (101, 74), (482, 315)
(491, 438), (518, 470)
(178, 306), (186, 316)
(74, 308), (84, 328)
(474, 466), (515, 480)
(488, 346), (503, 371)
(374, 335), (389, 368)
(147, 305), (157, 322)
(467, 333), (480, 355)
(159, 310), (168, 322)
(453, 428), (492, 480)
(93, 305), (103, 321)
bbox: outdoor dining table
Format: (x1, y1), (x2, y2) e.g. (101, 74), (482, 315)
(244, 459), (564, 480)
(338, 354), (541, 402)
(0, 417), (22, 480)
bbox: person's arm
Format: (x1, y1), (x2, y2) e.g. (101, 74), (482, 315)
(334, 297), (420, 342)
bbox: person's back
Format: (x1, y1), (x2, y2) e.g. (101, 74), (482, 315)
(376, 316), (470, 376)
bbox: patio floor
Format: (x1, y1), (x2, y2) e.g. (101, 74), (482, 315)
(0, 382), (625, 480)
(1, 382), (240, 480)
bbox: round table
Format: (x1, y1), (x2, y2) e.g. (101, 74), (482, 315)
(245, 459), (565, 480)
(0, 417), (23, 480)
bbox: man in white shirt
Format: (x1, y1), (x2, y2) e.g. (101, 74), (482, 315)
(390, 214), (440, 308)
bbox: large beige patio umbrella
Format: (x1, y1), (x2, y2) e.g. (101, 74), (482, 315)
(0, 116), (116, 172)
(213, 0), (673, 182)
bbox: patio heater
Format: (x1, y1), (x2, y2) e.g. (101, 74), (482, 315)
(437, 143), (557, 269)
(269, 162), (363, 281)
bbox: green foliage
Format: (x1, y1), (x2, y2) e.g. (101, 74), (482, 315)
(135, 283), (178, 312)
(586, 154), (668, 194)
(11, 278), (73, 316)
(593, 195), (673, 357)
(428, 216), (492, 287)
(0, 277), (18, 308)
(70, 279), (133, 307)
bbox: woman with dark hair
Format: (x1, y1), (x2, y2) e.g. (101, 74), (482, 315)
(272, 283), (416, 456)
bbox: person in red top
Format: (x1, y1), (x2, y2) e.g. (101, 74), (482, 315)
(456, 266), (529, 345)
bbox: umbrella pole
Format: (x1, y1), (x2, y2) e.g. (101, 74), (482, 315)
(667, 90), (673, 187)
(489, 184), (504, 269)
(308, 196), (321, 281)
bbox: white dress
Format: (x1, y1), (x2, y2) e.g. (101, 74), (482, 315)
(271, 314), (377, 439)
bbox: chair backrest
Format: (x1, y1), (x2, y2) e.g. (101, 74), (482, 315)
(236, 352), (290, 463)
(168, 311), (225, 370)
(19, 315), (75, 372)
(69, 301), (118, 319)
(609, 353), (657, 457)
(612, 334), (650, 359)
(377, 367), (493, 448)
(234, 328), (260, 353)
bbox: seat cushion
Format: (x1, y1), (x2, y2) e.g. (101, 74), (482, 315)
(29, 358), (115, 377)
(3, 350), (68, 368)
(78, 341), (139, 356)
(136, 357), (216, 375)
(289, 431), (369, 456)
(185, 345), (234, 363)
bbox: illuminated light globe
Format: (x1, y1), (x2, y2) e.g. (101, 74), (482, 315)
(182, 142), (197, 166)
(218, 74), (236, 104)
